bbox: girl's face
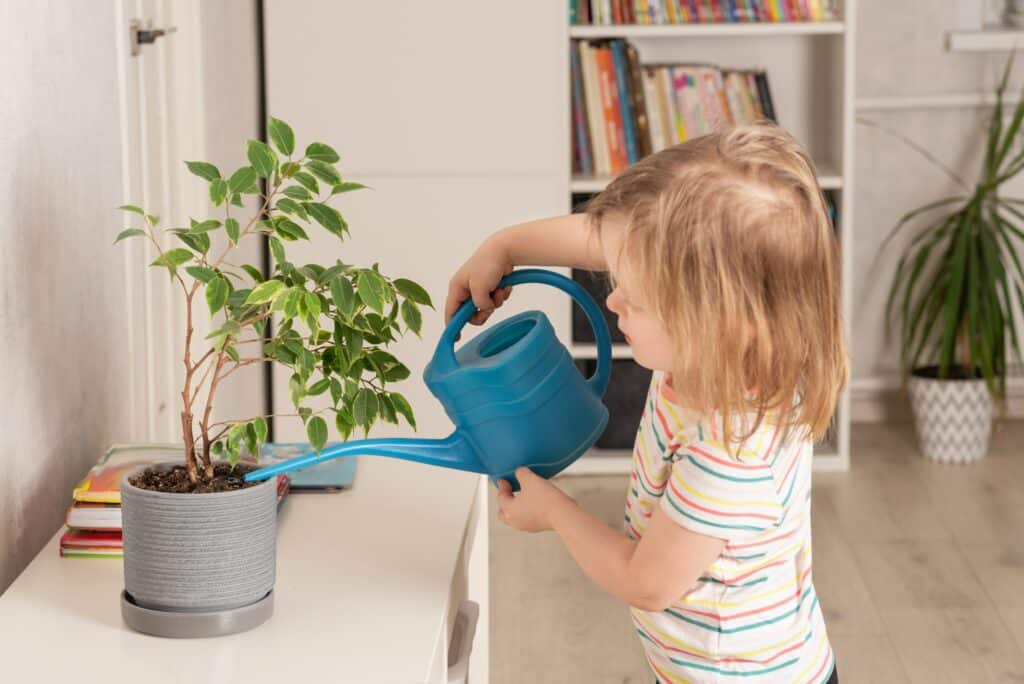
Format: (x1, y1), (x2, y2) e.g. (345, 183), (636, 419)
(599, 217), (676, 373)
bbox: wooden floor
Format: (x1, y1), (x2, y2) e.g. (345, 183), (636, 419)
(489, 422), (1024, 683)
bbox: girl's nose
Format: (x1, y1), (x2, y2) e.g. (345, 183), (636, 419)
(606, 290), (621, 315)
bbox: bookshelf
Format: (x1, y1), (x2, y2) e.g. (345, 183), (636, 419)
(562, 1), (855, 473)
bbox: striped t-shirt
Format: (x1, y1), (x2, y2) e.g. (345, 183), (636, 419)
(625, 371), (834, 683)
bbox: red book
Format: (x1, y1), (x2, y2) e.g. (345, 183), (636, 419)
(597, 44), (627, 172)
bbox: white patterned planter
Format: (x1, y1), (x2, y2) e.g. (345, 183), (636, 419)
(907, 367), (992, 464)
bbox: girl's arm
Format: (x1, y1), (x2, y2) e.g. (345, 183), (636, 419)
(499, 467), (725, 612)
(445, 213), (607, 325)
(549, 490), (725, 611)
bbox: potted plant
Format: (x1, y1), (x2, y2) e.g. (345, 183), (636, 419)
(877, 55), (1024, 463)
(114, 117), (431, 637)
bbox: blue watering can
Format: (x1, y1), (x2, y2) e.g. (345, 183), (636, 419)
(244, 269), (612, 491)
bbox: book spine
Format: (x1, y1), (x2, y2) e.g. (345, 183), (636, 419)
(655, 68), (674, 144)
(671, 67), (695, 140)
(625, 42), (652, 158)
(613, 0), (623, 24)
(611, 41), (639, 164)
(754, 71), (776, 121)
(641, 67), (666, 152)
(571, 43), (594, 175)
(581, 42), (610, 174)
(597, 44), (626, 172)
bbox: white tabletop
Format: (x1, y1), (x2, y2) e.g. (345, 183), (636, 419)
(0, 457), (482, 683)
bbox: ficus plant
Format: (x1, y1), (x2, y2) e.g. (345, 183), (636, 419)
(116, 117), (431, 485)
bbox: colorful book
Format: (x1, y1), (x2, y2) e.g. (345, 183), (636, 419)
(66, 501), (122, 530)
(571, 44), (594, 175)
(72, 444), (184, 504)
(611, 40), (639, 165)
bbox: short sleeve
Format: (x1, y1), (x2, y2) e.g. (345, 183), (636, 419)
(660, 442), (782, 542)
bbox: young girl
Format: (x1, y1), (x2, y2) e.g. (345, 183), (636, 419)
(445, 123), (847, 683)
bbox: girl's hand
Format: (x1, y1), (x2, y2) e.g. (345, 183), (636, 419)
(445, 236), (515, 327)
(496, 467), (575, 533)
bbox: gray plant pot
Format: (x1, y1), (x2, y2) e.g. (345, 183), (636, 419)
(907, 368), (992, 464)
(120, 461), (277, 637)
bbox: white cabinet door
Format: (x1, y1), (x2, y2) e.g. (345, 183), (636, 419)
(264, 0), (566, 177)
(269, 176), (568, 443)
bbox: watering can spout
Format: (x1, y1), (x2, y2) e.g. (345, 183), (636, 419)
(243, 433), (483, 482)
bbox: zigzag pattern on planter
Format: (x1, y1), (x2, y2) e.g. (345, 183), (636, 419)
(907, 374), (992, 464)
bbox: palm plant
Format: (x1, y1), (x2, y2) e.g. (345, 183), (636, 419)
(877, 55), (1024, 400)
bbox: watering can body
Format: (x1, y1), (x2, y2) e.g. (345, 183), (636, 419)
(244, 269), (613, 490)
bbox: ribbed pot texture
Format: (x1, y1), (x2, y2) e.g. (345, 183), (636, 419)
(121, 462), (277, 612)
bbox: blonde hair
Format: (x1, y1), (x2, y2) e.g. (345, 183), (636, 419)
(585, 123), (848, 447)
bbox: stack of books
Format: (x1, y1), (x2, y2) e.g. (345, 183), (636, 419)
(571, 0), (837, 25)
(60, 444), (293, 559)
(572, 38), (776, 176)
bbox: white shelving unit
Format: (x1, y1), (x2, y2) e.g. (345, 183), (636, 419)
(563, 3), (854, 473)
(947, 28), (1024, 52)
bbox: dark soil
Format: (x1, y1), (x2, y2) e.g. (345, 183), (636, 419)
(912, 365), (983, 381)
(129, 462), (260, 494)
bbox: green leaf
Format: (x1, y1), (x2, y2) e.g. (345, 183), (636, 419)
(225, 345), (240, 363)
(230, 193), (244, 207)
(308, 378), (331, 396)
(276, 197), (308, 220)
(393, 278), (433, 307)
(245, 279), (286, 305)
(378, 394), (398, 424)
(209, 179), (228, 206)
(114, 228), (147, 243)
(150, 248), (195, 278)
(240, 263), (264, 282)
(281, 161), (301, 178)
(283, 185), (312, 201)
(306, 416), (328, 453)
(306, 160), (342, 185)
(268, 116), (295, 156)
(206, 275), (230, 315)
(401, 300), (422, 337)
(305, 142), (340, 163)
(293, 172), (320, 195)
(329, 378), (344, 406)
(356, 270), (386, 314)
(332, 181), (368, 194)
(190, 219), (222, 233)
(253, 417), (268, 445)
(118, 204), (146, 215)
(228, 166), (259, 194)
(344, 328), (363, 358)
(353, 388), (379, 429)
(176, 231), (210, 254)
(186, 266), (217, 283)
(304, 291), (322, 320)
(247, 139), (278, 178)
(205, 320), (241, 340)
(289, 373), (305, 407)
(224, 217), (240, 245)
(330, 276), (357, 317)
(269, 236), (286, 264)
(305, 202), (344, 235)
(335, 409), (355, 441)
(185, 160), (220, 181)
(274, 217), (309, 241)
(389, 392), (416, 429)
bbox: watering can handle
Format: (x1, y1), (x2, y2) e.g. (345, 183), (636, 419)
(437, 268), (612, 397)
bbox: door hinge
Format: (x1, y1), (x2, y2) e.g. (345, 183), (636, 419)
(130, 19), (177, 57)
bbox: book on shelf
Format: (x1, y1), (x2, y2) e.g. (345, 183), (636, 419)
(573, 38), (776, 176)
(571, 0), (837, 25)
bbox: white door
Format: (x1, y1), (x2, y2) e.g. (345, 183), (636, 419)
(116, 0), (264, 444)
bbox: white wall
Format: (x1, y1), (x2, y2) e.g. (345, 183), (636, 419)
(0, 0), (262, 595)
(852, 0), (1024, 419)
(0, 2), (131, 592)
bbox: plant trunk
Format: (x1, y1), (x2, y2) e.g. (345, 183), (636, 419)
(181, 410), (199, 484)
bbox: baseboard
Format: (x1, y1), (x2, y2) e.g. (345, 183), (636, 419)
(851, 375), (1024, 422)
